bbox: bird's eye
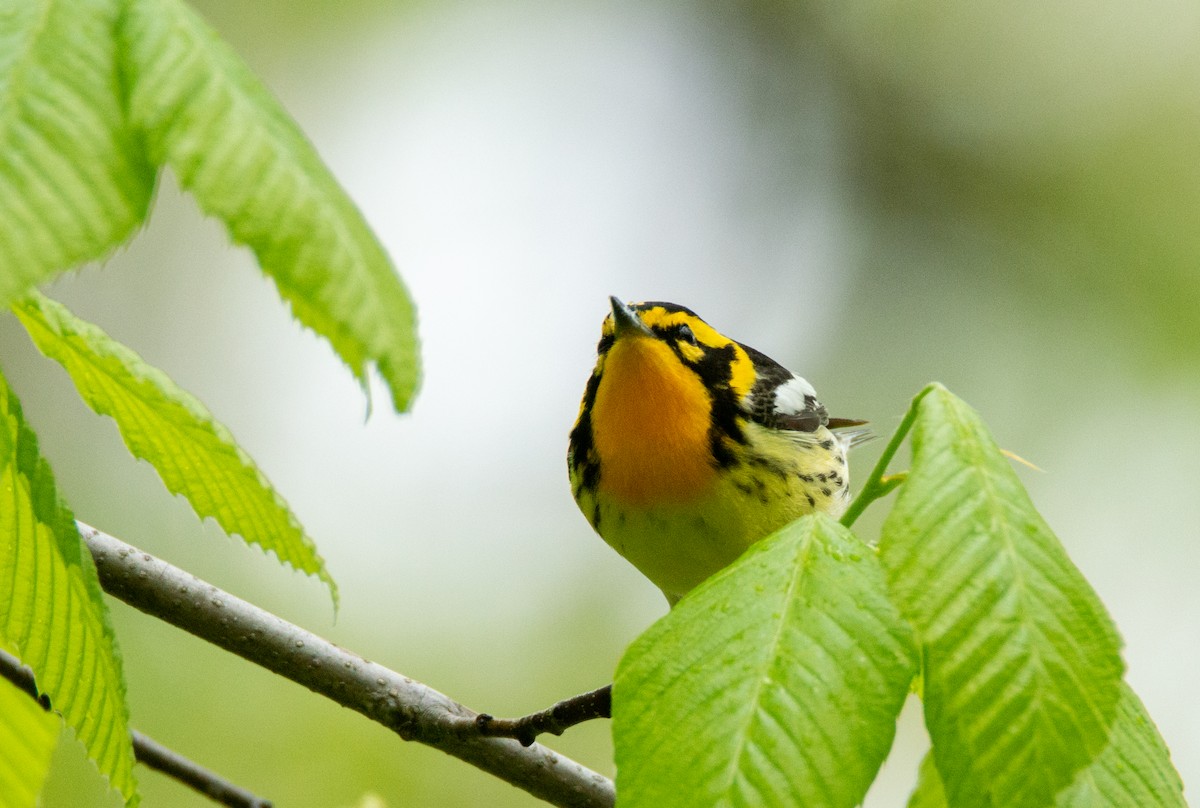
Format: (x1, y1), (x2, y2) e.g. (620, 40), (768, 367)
(677, 324), (698, 345)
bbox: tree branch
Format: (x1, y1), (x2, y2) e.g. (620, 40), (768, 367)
(132, 731), (272, 808)
(0, 648), (271, 807)
(477, 686), (612, 747)
(78, 522), (616, 808)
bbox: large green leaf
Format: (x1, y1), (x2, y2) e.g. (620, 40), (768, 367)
(118, 0), (421, 412)
(1, 0), (420, 410)
(906, 751), (948, 808)
(0, 674), (61, 808)
(614, 514), (918, 808)
(0, 0), (154, 307)
(879, 384), (1124, 808)
(0, 370), (137, 805)
(13, 292), (336, 601)
(1055, 684), (1186, 808)
(907, 684), (1186, 808)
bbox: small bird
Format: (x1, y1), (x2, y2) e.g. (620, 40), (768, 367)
(568, 298), (870, 605)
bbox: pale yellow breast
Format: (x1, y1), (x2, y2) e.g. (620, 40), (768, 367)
(582, 422), (850, 604)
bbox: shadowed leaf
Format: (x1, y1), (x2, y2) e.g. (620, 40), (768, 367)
(881, 384), (1124, 808)
(907, 684), (1185, 808)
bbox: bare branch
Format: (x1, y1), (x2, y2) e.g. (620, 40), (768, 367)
(477, 686), (612, 747)
(0, 648), (271, 807)
(78, 522), (616, 808)
(132, 730), (272, 807)
(0, 647), (51, 709)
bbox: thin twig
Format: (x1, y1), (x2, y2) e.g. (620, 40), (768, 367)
(132, 731), (272, 807)
(0, 648), (271, 808)
(78, 522), (615, 808)
(840, 384), (934, 528)
(477, 686), (612, 747)
(0, 647), (50, 707)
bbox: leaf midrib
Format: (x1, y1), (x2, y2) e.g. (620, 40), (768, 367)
(934, 401), (1091, 803)
(720, 524), (839, 807)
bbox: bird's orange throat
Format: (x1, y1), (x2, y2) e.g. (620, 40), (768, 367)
(589, 334), (717, 506)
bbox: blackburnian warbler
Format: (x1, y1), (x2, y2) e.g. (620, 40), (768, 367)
(568, 298), (870, 605)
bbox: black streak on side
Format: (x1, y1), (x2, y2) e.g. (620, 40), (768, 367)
(749, 453), (792, 481)
(687, 343), (746, 468)
(568, 365), (605, 499)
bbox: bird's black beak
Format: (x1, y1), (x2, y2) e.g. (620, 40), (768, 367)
(609, 296), (653, 338)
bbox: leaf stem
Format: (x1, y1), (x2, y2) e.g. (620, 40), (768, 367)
(840, 384), (936, 528)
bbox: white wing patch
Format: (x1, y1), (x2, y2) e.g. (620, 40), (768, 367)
(772, 375), (820, 416)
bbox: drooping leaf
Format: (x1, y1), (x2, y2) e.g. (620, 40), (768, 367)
(0, 0), (155, 307)
(614, 514), (918, 808)
(0, 673), (61, 808)
(118, 0), (421, 412)
(906, 684), (1186, 808)
(879, 383), (1124, 808)
(0, 370), (138, 805)
(13, 292), (336, 602)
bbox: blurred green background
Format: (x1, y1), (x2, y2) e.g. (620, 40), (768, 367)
(2, 0), (1197, 804)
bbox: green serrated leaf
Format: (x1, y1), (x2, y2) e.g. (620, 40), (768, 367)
(0, 413), (10, 466)
(117, 0), (421, 413)
(906, 749), (949, 808)
(907, 684), (1186, 808)
(0, 369), (138, 805)
(0, 0), (155, 307)
(614, 514), (918, 808)
(0, 675), (61, 808)
(1056, 683), (1186, 808)
(13, 292), (337, 603)
(879, 383), (1124, 808)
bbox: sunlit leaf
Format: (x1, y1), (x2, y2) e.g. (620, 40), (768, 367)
(614, 514), (917, 808)
(880, 384), (1123, 808)
(0, 0), (154, 307)
(118, 0), (421, 412)
(0, 674), (61, 808)
(907, 684), (1186, 808)
(0, 371), (137, 805)
(13, 292), (336, 602)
